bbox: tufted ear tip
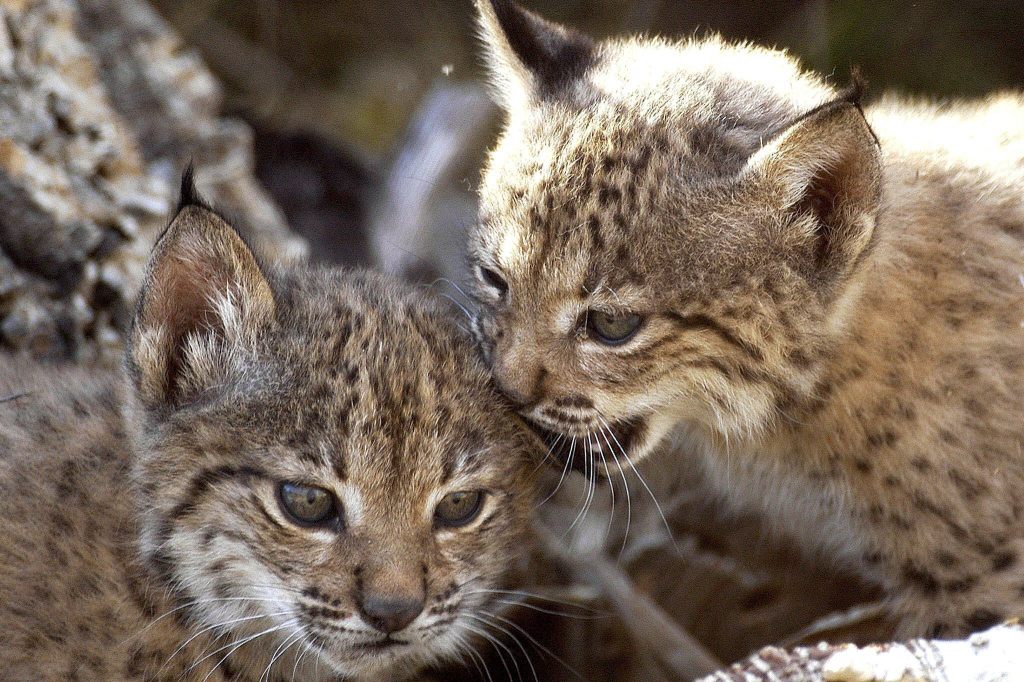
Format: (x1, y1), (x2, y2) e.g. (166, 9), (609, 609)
(842, 67), (869, 107)
(475, 0), (595, 110)
(128, 190), (275, 410)
(175, 162), (215, 215)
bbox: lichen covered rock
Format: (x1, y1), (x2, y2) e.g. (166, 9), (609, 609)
(0, 0), (303, 362)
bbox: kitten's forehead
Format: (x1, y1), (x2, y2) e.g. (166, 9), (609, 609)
(267, 269), (514, 486)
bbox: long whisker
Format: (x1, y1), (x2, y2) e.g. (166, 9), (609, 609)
(462, 588), (606, 615)
(536, 435), (575, 508)
(132, 596), (290, 644)
(161, 610), (293, 674)
(480, 610), (584, 682)
(260, 628), (304, 682)
(597, 423), (633, 558)
(190, 618), (298, 681)
(429, 277), (476, 306)
(532, 432), (565, 473)
(291, 637), (316, 682)
(453, 631), (494, 682)
(565, 433), (598, 537)
(469, 613), (538, 682)
(438, 292), (475, 323)
(594, 434), (616, 542)
(598, 415), (677, 551)
(462, 621), (517, 682)
(462, 592), (604, 620)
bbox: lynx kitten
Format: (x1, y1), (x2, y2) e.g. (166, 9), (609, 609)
(469, 0), (1023, 637)
(0, 175), (537, 680)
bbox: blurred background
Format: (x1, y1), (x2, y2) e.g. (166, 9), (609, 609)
(142, 2), (1019, 679)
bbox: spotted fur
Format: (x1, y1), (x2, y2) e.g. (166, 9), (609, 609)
(0, 182), (537, 680)
(470, 0), (1024, 637)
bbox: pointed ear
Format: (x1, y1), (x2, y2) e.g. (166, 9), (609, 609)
(745, 101), (882, 290)
(127, 179), (275, 410)
(476, 0), (595, 110)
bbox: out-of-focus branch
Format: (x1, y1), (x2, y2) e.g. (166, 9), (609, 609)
(535, 521), (724, 680)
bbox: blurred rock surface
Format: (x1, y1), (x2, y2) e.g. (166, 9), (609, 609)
(0, 0), (304, 363)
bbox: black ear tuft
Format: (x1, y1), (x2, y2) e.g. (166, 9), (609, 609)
(840, 67), (868, 107)
(489, 0), (594, 85)
(176, 162), (213, 215)
(477, 0), (595, 106)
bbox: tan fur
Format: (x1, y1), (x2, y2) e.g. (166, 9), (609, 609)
(470, 0), (1024, 637)
(0, 195), (537, 680)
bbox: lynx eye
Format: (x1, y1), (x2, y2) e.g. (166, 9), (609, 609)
(434, 490), (484, 528)
(277, 482), (340, 528)
(477, 265), (508, 297)
(587, 310), (643, 345)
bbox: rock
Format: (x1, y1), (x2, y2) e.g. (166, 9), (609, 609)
(0, 0), (303, 363)
(700, 623), (1024, 681)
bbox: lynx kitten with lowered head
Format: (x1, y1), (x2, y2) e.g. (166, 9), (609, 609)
(0, 176), (538, 681)
(469, 0), (1024, 637)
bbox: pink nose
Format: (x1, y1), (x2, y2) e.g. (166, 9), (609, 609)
(493, 356), (545, 406)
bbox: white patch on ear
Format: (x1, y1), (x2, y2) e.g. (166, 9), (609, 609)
(476, 1), (534, 113)
(130, 205), (276, 408)
(740, 103), (882, 285)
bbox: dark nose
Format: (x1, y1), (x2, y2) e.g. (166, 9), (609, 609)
(359, 595), (424, 634)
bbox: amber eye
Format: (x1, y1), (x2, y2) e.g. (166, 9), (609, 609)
(434, 491), (484, 528)
(277, 482), (340, 528)
(587, 310), (643, 345)
(477, 265), (508, 297)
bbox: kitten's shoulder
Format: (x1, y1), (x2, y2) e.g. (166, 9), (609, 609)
(0, 358), (140, 677)
(0, 357), (127, 466)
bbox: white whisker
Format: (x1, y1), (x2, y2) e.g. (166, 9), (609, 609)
(598, 414), (677, 551)
(536, 435), (575, 508)
(191, 618), (298, 681)
(480, 610), (584, 682)
(161, 610), (292, 674)
(597, 423), (633, 557)
(462, 620), (518, 681)
(471, 613), (539, 682)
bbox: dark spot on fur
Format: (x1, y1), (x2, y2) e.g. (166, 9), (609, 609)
(889, 513), (913, 530)
(902, 562), (940, 595)
(945, 575), (978, 593)
(936, 550), (959, 568)
(965, 609), (1003, 632)
(853, 458), (872, 474)
(553, 394), (593, 409)
(992, 550), (1017, 572)
(948, 468), (987, 500)
(866, 430), (898, 448)
(911, 457), (932, 472)
(586, 215), (605, 249)
(963, 397), (989, 418)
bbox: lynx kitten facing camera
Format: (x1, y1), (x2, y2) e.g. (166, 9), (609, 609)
(469, 0), (1023, 637)
(0, 176), (537, 680)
